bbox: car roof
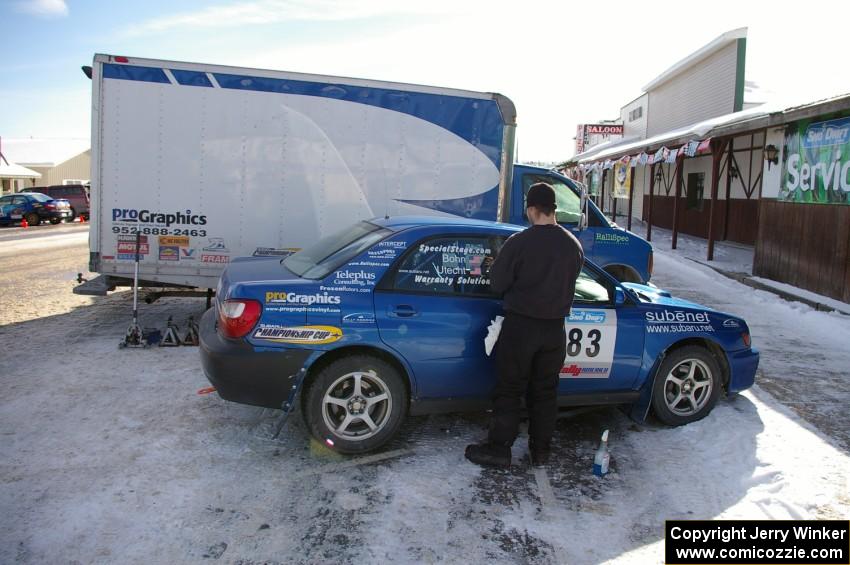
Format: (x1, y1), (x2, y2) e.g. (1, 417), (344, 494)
(371, 215), (524, 234)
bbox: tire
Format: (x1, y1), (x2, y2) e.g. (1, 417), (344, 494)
(50, 217), (61, 225)
(303, 355), (408, 454)
(651, 345), (722, 426)
(68, 208), (77, 222)
(25, 212), (40, 226)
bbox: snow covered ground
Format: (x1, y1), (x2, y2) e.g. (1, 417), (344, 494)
(1, 226), (848, 564)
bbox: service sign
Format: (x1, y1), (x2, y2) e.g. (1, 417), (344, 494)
(780, 115), (850, 205)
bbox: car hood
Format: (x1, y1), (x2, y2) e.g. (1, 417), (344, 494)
(622, 282), (717, 312)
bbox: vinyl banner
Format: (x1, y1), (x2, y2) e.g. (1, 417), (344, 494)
(780, 115), (850, 205)
(613, 162), (631, 199)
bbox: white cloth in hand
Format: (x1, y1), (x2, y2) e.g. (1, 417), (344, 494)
(484, 315), (504, 356)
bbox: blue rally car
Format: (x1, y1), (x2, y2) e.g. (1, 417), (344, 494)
(200, 217), (759, 453)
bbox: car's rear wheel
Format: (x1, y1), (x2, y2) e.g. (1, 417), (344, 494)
(303, 355), (408, 454)
(25, 212), (39, 226)
(651, 345), (722, 426)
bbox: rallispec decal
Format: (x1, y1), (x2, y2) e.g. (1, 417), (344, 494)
(723, 319), (741, 328)
(112, 208), (207, 226)
(594, 232), (629, 245)
(265, 291), (342, 305)
(253, 325), (342, 345)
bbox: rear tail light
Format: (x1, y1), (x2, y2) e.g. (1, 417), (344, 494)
(742, 332), (751, 347)
(218, 299), (261, 338)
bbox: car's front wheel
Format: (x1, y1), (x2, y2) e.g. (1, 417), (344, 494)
(303, 355), (408, 454)
(25, 212), (40, 226)
(651, 345), (722, 426)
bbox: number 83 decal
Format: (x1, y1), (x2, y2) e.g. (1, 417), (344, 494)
(562, 309), (618, 375)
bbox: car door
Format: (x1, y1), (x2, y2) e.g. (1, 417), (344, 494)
(559, 265), (645, 394)
(374, 233), (506, 400)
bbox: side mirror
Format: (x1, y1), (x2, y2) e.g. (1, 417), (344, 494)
(614, 288), (626, 306)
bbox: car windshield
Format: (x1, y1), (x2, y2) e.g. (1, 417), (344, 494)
(522, 174), (582, 224)
(27, 193), (52, 202)
(283, 221), (392, 279)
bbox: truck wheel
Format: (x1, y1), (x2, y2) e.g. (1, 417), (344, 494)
(303, 355), (408, 454)
(25, 213), (40, 227)
(651, 346), (722, 426)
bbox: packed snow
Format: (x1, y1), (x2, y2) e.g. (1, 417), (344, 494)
(0, 225), (847, 564)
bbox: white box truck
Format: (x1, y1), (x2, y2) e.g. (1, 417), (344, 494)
(77, 54), (651, 296)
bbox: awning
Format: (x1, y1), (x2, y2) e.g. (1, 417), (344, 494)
(0, 162), (41, 179)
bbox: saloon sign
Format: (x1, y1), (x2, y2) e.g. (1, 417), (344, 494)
(576, 124), (625, 155)
(781, 116), (850, 205)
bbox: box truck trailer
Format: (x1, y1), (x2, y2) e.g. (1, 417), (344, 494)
(76, 54), (652, 296)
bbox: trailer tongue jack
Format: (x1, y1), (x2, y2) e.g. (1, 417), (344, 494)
(119, 231), (152, 349)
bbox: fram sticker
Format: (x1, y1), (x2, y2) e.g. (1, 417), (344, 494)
(253, 325), (342, 345)
(201, 254), (229, 264)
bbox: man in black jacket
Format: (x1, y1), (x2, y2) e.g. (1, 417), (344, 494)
(465, 182), (584, 468)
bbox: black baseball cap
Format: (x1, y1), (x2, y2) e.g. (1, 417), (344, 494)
(526, 182), (556, 209)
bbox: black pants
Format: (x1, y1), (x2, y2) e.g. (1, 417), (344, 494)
(488, 312), (566, 449)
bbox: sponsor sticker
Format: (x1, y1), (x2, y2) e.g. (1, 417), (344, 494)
(595, 232), (630, 245)
(203, 238), (229, 252)
(722, 318), (741, 328)
(117, 234), (149, 243)
(159, 235), (190, 247)
(560, 364), (610, 378)
(568, 310), (607, 324)
(265, 291), (341, 305)
(201, 254), (229, 264)
(332, 270), (377, 287)
(342, 312), (376, 325)
(253, 325), (342, 345)
(159, 246), (179, 261)
(181, 248), (197, 260)
(253, 247), (300, 257)
(117, 254), (144, 261)
(645, 310), (714, 333)
(117, 242), (150, 254)
(377, 241), (406, 248)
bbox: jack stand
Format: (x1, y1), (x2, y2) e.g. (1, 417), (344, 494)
(119, 231), (148, 349)
(160, 316), (182, 347)
(273, 370), (306, 439)
(119, 323), (148, 348)
(182, 316), (199, 346)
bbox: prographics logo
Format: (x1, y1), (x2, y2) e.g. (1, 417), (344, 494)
(112, 208), (207, 227)
(265, 291), (341, 305)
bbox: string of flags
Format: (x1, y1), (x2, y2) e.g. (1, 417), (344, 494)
(576, 136), (716, 173)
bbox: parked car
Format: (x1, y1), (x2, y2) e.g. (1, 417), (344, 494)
(0, 192), (73, 226)
(200, 217), (759, 454)
(23, 184), (89, 220)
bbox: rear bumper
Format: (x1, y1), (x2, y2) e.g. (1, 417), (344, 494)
(728, 347), (759, 393)
(199, 308), (312, 409)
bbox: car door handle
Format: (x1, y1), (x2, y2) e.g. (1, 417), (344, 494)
(390, 305), (418, 318)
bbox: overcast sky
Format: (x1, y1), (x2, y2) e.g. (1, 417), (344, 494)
(2, 0), (848, 162)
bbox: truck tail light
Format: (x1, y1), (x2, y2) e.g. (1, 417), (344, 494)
(218, 299), (261, 338)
